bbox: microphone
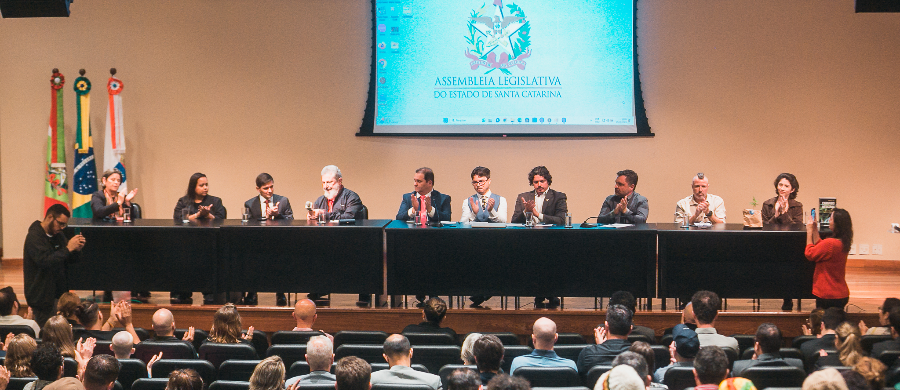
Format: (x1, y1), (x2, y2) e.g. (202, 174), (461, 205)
(304, 201), (313, 211)
(580, 216), (598, 228)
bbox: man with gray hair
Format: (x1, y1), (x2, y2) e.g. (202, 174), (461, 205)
(509, 317), (577, 374)
(674, 173), (725, 225)
(110, 331), (134, 359)
(285, 335), (335, 386)
(371, 334), (442, 390)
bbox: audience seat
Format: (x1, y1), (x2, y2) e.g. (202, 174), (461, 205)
(209, 381), (250, 390)
(627, 334), (653, 344)
(791, 336), (816, 349)
(94, 340), (114, 356)
(271, 331), (323, 345)
(861, 335), (894, 354)
(370, 363), (429, 373)
(119, 358), (149, 390)
(650, 344), (669, 371)
(438, 364), (476, 389)
(131, 379), (169, 390)
(512, 366), (581, 387)
(663, 366), (696, 390)
(556, 333), (586, 345)
(740, 347), (805, 365)
(584, 365), (613, 389)
(532, 387), (590, 390)
(741, 366), (807, 389)
(175, 328), (210, 353)
(6, 377), (37, 390)
(554, 345), (589, 363)
(113, 328), (151, 342)
(371, 384), (435, 390)
(660, 334), (673, 347)
(64, 357), (78, 377)
(886, 364), (900, 387)
(805, 349), (837, 372)
(875, 350), (900, 367)
(333, 331), (388, 348)
(296, 384), (339, 390)
(266, 344), (307, 368)
(335, 344), (386, 365)
(0, 325), (36, 338)
(218, 360), (262, 382)
(501, 345), (533, 374)
(403, 332), (457, 345)
(242, 330), (269, 358)
(731, 334), (756, 357)
(200, 343), (258, 368)
(151, 359), (217, 385)
(479, 332), (520, 346)
(410, 345), (463, 374)
(719, 347), (738, 369)
(134, 341), (196, 363)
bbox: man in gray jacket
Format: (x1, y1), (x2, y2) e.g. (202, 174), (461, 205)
(371, 334), (442, 390)
(285, 336), (336, 386)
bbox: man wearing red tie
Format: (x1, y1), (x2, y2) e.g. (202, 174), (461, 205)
(242, 173), (294, 306)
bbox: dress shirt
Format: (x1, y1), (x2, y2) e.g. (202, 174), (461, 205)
(0, 315), (41, 337)
(408, 191), (436, 218)
(510, 348), (578, 374)
(259, 195), (271, 218)
(674, 194), (726, 224)
(533, 191), (545, 223)
(694, 327), (739, 352)
(459, 191), (507, 223)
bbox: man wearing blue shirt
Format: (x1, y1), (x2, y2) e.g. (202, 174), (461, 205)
(510, 317), (578, 374)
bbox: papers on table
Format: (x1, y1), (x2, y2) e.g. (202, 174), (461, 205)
(606, 223), (634, 228)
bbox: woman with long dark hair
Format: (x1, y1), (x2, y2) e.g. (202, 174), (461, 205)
(173, 172), (226, 221)
(805, 208), (852, 310)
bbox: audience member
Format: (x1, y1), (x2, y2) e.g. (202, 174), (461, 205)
(852, 357), (886, 390)
(802, 368), (848, 390)
(871, 306), (900, 358)
(75, 301), (140, 343)
(26, 344), (65, 390)
(612, 351), (662, 390)
(289, 299), (333, 342)
(654, 324), (699, 383)
(510, 317), (577, 374)
(731, 323), (803, 377)
(0, 288), (41, 337)
(167, 369), (204, 390)
(577, 304), (634, 374)
(691, 291), (738, 352)
(593, 365), (645, 390)
(664, 303), (697, 335)
(817, 322), (864, 369)
(485, 374), (530, 390)
(692, 346), (729, 390)
(801, 308), (846, 364)
(147, 308), (195, 344)
(249, 356), (285, 390)
(44, 378), (84, 390)
(446, 369), (480, 390)
(5, 334), (37, 377)
(840, 370), (869, 390)
(461, 333), (481, 366)
(334, 356), (371, 390)
(110, 331), (134, 359)
(56, 293), (81, 327)
(371, 334), (441, 390)
(285, 336), (335, 386)
(403, 297), (457, 340)
(82, 355), (119, 390)
(804, 308), (826, 336)
(627, 343), (666, 389)
(473, 335), (504, 384)
(609, 291), (655, 341)
(41, 316), (76, 358)
(859, 298), (899, 336)
(205, 304), (254, 345)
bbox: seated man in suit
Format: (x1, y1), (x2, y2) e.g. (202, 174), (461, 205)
(402, 297), (457, 340)
(510, 166), (568, 309)
(870, 306), (900, 358)
(597, 169), (649, 224)
(307, 165), (367, 307)
(608, 291), (655, 341)
(335, 356), (371, 390)
(510, 317), (577, 374)
(371, 334), (442, 390)
(731, 323), (803, 377)
(242, 172), (293, 306)
(285, 335), (335, 386)
(800, 307), (846, 366)
(692, 291), (739, 352)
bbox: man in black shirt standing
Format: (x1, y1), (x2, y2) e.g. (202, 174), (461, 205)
(24, 204), (84, 327)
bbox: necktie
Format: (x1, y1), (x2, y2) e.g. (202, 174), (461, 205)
(265, 199), (270, 219)
(481, 196), (487, 210)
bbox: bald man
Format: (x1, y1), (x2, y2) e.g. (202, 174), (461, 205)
(674, 173), (725, 224)
(141, 308), (196, 355)
(371, 334), (442, 390)
(292, 299), (334, 342)
(111, 331), (135, 359)
(509, 317), (578, 374)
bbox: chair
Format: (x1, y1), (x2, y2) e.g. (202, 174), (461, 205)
(114, 381), (124, 390)
(267, 344), (308, 368)
(357, 205), (369, 220)
(333, 331), (388, 348)
(556, 333), (586, 345)
(371, 384), (434, 390)
(335, 344), (387, 365)
(114, 328), (151, 342)
(288, 361), (314, 378)
(151, 359), (217, 385)
(480, 332), (519, 346)
(650, 344), (670, 370)
(403, 332), (457, 345)
(584, 365), (613, 389)
(0, 325), (36, 338)
(779, 348), (804, 364)
(131, 378), (170, 390)
(663, 366), (696, 390)
(861, 335), (893, 354)
(131, 203), (143, 219)
(717, 347), (738, 369)
(791, 336), (816, 349)
(209, 381), (250, 390)
(119, 358), (149, 390)
(438, 365), (476, 390)
(200, 343), (259, 368)
(94, 340), (114, 356)
(554, 345), (589, 363)
(271, 331), (324, 345)
(243, 330), (269, 358)
(660, 334), (674, 347)
(731, 335), (757, 357)
(218, 360), (262, 381)
(6, 377), (37, 390)
(297, 384), (340, 390)
(875, 350), (900, 367)
(886, 364), (900, 387)
(174, 328), (210, 353)
(512, 366), (581, 387)
(369, 363), (429, 373)
(410, 345), (463, 374)
(501, 346), (533, 374)
(805, 349), (837, 372)
(627, 334), (653, 344)
(64, 357), (78, 377)
(741, 366), (807, 389)
(134, 341), (197, 363)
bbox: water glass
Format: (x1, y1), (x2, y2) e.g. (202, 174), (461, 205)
(524, 211), (534, 227)
(123, 208), (131, 223)
(315, 209), (326, 224)
(242, 207), (250, 222)
(181, 208), (190, 223)
(565, 212), (572, 228)
(413, 210), (422, 226)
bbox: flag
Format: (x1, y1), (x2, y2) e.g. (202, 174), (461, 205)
(72, 73), (98, 219)
(103, 75), (127, 192)
(44, 70), (70, 214)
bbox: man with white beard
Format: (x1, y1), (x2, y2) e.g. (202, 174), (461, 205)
(307, 165), (368, 306)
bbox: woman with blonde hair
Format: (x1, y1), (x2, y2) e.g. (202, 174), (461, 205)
(206, 304), (254, 345)
(4, 334), (38, 377)
(852, 357), (886, 390)
(40, 315), (76, 357)
(817, 322), (865, 368)
(249, 356), (285, 390)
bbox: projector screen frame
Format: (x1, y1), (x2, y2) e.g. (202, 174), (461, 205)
(357, 0), (652, 138)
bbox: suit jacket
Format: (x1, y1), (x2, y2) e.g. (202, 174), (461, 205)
(597, 192), (649, 224)
(314, 187), (364, 220)
(243, 194), (294, 220)
(396, 190), (452, 222)
(731, 353), (804, 377)
(370, 365), (442, 390)
(511, 189), (568, 225)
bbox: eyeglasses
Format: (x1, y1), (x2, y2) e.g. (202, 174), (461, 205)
(53, 217), (67, 229)
(471, 180), (488, 186)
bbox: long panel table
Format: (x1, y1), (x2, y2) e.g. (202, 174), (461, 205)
(657, 223), (815, 309)
(384, 221), (658, 299)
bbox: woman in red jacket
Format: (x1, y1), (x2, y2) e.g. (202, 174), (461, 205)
(805, 208), (852, 310)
